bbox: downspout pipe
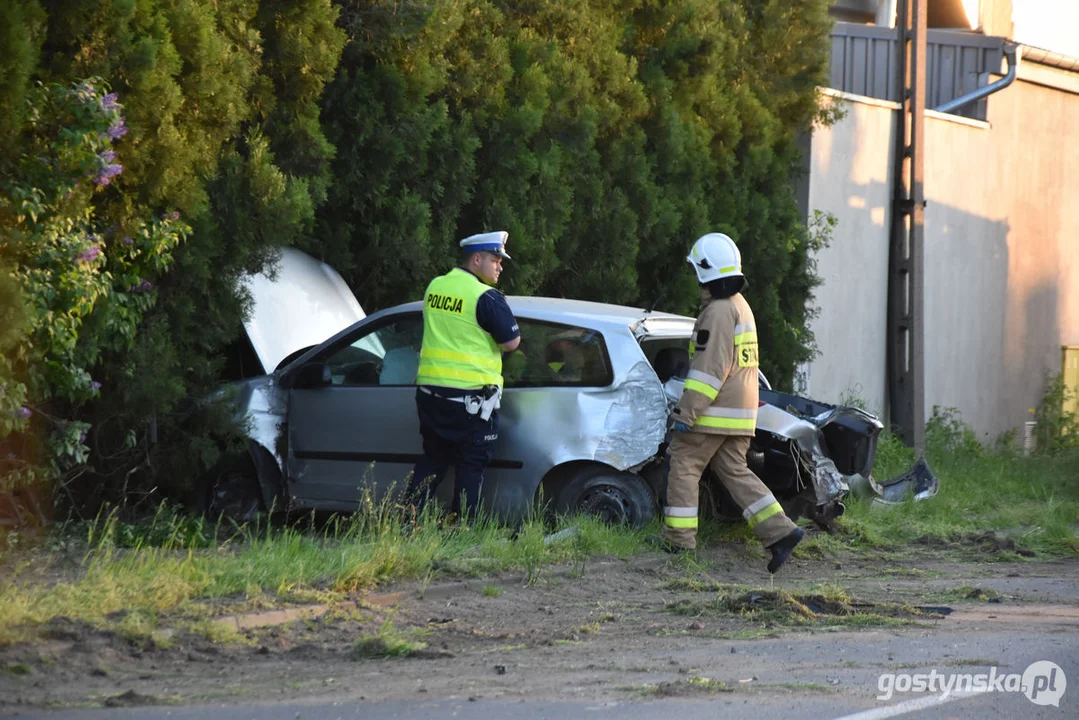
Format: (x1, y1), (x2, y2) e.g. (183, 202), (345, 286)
(933, 44), (1019, 114)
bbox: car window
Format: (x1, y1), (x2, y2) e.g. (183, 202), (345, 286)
(639, 338), (691, 384)
(324, 314), (423, 386)
(504, 319), (613, 388)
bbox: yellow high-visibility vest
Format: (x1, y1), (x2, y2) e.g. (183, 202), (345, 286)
(415, 268), (503, 389)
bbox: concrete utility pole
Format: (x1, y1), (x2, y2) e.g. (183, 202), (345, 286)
(887, 0), (927, 452)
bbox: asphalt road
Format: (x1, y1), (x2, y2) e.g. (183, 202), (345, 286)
(4, 624), (1074, 720)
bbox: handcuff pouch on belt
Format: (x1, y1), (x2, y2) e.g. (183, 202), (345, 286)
(463, 384), (502, 421)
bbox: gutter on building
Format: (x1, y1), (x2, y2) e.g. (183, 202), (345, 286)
(933, 43), (1019, 114)
(1020, 44), (1079, 72)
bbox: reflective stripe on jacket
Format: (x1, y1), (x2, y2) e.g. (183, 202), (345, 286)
(672, 291), (759, 436)
(415, 268), (503, 389)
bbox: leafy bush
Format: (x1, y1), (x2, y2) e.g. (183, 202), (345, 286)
(0, 79), (187, 490)
(1033, 373), (1079, 455)
(3, 1), (833, 513)
(1, 1), (346, 513)
(925, 406), (983, 460)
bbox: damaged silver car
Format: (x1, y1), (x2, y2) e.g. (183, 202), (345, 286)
(210, 249), (936, 528)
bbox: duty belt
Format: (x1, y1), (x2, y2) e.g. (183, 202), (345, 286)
(419, 386), (471, 403)
(420, 385), (501, 420)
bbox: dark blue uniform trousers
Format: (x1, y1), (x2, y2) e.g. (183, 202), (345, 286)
(408, 388), (498, 518)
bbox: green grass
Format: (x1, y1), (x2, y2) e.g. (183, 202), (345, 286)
(664, 585), (936, 630)
(923, 586), (1004, 603)
(0, 506), (649, 646)
(1, 414), (1075, 647)
(352, 619), (428, 658)
(826, 429), (1079, 557)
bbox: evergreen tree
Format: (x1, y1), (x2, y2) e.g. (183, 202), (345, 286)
(2, 0), (345, 506)
(321, 0), (833, 387)
(3, 0), (833, 507)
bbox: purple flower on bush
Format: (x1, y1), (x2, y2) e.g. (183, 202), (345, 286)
(100, 150), (117, 163)
(80, 430), (89, 443)
(106, 117), (128, 140)
(90, 381), (102, 392)
(77, 246), (102, 263)
(17, 407), (32, 420)
(170, 211), (180, 220)
(100, 92), (120, 111)
(134, 279), (153, 292)
(122, 236), (133, 246)
(94, 162), (123, 185)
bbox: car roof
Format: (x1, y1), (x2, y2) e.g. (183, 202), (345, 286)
(506, 296), (688, 328)
(363, 296), (693, 335)
(278, 295), (695, 376)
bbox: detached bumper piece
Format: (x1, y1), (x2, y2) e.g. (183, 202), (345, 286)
(849, 456), (939, 507)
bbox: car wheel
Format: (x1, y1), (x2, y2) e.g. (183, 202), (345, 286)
(553, 468), (656, 528)
(205, 457), (264, 525)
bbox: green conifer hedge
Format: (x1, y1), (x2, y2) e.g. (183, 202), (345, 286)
(1, 0), (833, 510)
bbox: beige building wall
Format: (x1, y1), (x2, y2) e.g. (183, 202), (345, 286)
(977, 0), (1014, 38)
(804, 92), (895, 416)
(806, 77), (1079, 440)
(970, 76), (1079, 436)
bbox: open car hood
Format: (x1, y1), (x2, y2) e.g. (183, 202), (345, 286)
(239, 248), (365, 374)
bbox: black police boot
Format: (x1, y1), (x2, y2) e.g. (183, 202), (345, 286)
(766, 527), (805, 574)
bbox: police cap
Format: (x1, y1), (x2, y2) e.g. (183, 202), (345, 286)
(459, 231), (511, 259)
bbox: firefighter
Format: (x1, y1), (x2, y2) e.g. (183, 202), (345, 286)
(661, 232), (804, 572)
(407, 231), (521, 520)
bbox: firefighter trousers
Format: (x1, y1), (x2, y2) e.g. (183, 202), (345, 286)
(663, 431), (796, 550)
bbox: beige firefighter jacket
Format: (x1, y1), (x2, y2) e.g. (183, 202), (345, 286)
(671, 289), (760, 436)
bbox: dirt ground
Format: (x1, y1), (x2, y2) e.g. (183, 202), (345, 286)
(2, 538), (1078, 711)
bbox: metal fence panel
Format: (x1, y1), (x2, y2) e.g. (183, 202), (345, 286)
(829, 22), (1005, 119)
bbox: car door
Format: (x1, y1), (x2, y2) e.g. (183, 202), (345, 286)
(487, 318), (617, 514)
(284, 312), (424, 509)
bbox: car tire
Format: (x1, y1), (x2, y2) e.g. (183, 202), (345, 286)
(553, 467), (656, 528)
(204, 456), (264, 525)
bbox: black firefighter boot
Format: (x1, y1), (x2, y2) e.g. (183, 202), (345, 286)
(766, 527), (805, 574)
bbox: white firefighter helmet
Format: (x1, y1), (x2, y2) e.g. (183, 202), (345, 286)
(686, 233), (743, 284)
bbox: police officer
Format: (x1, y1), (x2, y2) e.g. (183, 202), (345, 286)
(407, 231), (521, 520)
(662, 232), (804, 573)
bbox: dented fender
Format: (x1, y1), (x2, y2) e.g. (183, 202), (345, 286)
(225, 375), (288, 507)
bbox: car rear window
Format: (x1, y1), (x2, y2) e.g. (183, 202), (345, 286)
(504, 319), (613, 388)
(639, 338), (692, 384)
